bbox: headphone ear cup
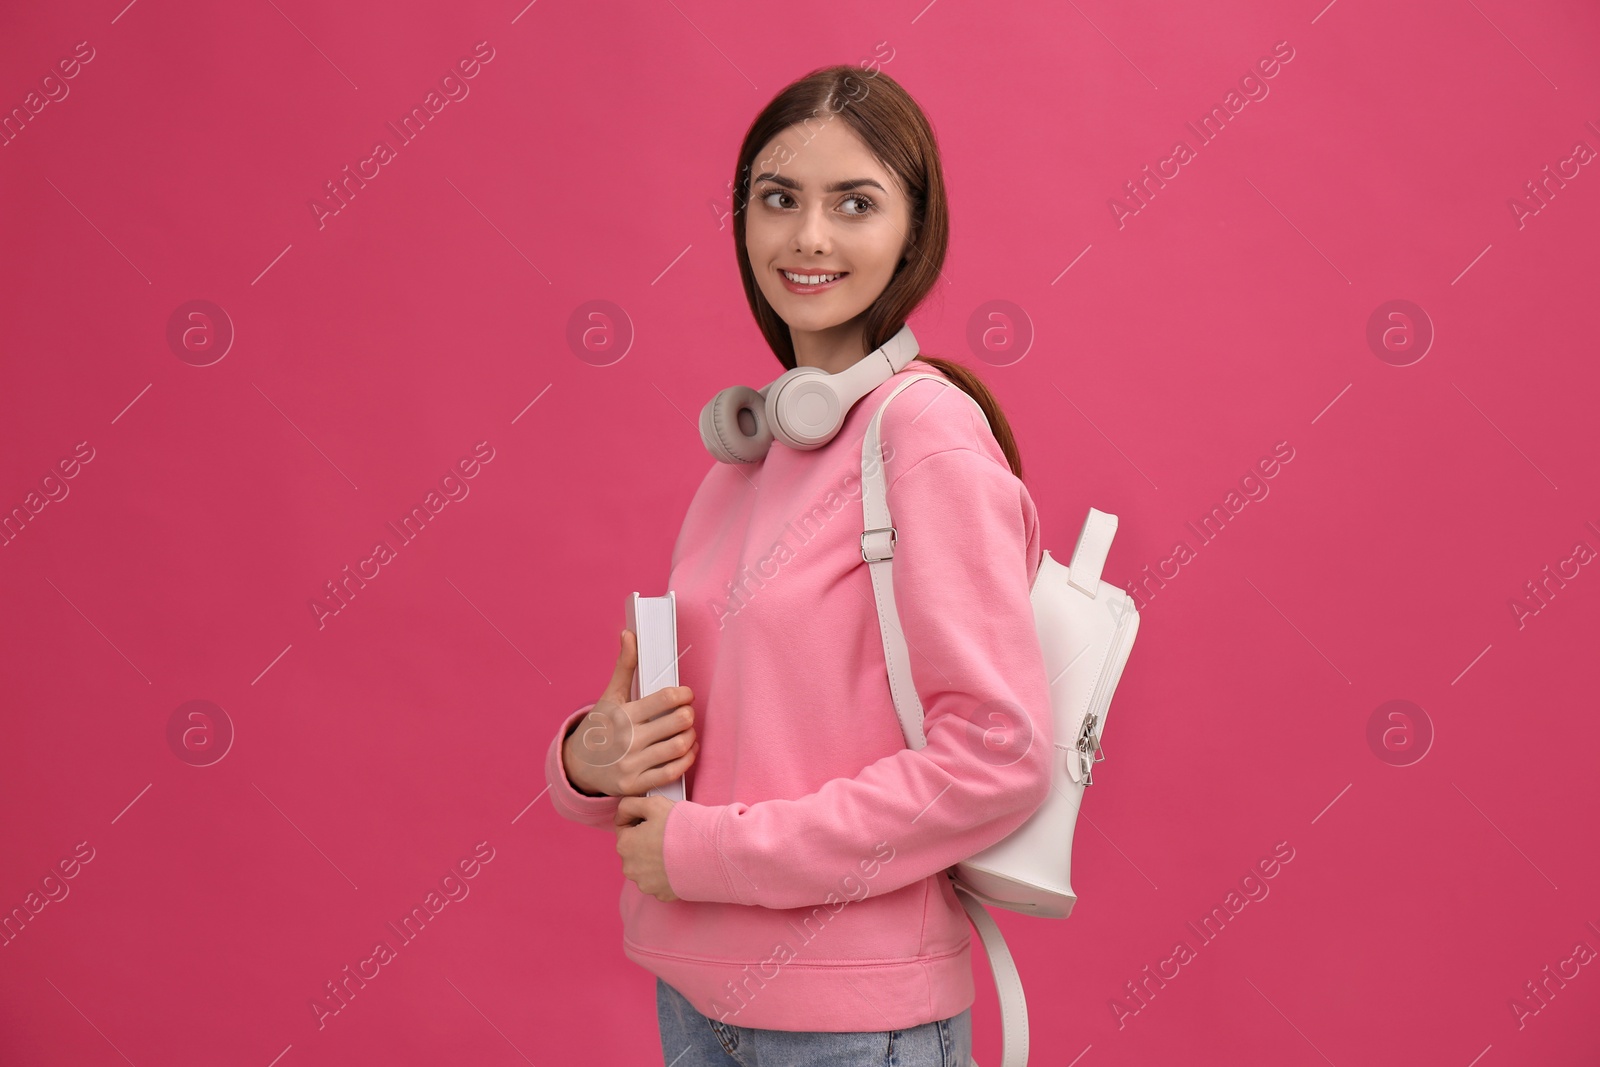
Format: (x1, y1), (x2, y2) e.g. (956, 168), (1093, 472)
(766, 366), (842, 450)
(699, 385), (773, 464)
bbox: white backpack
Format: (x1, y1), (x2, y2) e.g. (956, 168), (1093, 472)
(858, 374), (1141, 1067)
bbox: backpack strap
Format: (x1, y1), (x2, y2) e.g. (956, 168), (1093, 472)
(1067, 508), (1118, 595)
(860, 373), (1029, 1067)
(953, 878), (1031, 1067)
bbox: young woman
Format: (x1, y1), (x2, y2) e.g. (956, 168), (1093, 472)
(545, 64), (1054, 1067)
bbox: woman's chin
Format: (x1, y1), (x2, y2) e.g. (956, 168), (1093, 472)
(773, 300), (868, 334)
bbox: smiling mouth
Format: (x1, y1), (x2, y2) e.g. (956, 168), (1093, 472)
(778, 268), (850, 288)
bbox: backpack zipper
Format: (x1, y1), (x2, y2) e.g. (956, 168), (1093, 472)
(1074, 594), (1135, 785)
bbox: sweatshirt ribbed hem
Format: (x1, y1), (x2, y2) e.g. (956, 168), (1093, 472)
(623, 935), (975, 1032)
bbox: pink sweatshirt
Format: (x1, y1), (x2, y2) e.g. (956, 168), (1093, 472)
(544, 361), (1054, 1032)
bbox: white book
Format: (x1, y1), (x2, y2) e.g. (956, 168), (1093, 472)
(625, 590), (686, 801)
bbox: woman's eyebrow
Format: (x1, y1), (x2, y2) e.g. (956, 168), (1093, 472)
(753, 173), (887, 194)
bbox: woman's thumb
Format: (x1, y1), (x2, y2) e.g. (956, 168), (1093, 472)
(605, 628), (637, 698)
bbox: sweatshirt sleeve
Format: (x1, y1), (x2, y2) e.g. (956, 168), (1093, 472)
(544, 702), (623, 829)
(662, 445), (1054, 909)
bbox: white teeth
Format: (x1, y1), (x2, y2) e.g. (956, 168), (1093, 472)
(782, 270), (844, 285)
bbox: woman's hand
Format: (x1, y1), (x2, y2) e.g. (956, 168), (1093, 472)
(563, 629), (700, 798)
(615, 795), (678, 901)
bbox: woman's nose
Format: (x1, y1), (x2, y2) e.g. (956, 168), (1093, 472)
(790, 208), (833, 252)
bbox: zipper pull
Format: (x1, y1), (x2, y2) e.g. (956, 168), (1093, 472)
(1074, 711), (1104, 785)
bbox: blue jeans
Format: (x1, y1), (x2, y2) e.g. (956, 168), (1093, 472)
(656, 976), (972, 1067)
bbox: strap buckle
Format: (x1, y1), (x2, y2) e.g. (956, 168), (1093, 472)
(860, 525), (897, 563)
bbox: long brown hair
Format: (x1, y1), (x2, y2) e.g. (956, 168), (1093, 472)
(729, 64), (1025, 481)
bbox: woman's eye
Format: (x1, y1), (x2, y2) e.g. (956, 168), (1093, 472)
(757, 189), (875, 216)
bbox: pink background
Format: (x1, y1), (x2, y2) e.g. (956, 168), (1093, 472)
(3, 1), (1598, 1064)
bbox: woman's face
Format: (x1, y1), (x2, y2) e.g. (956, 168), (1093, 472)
(744, 118), (913, 337)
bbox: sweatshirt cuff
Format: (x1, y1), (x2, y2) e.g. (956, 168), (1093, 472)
(544, 703), (622, 828)
(663, 800), (740, 904)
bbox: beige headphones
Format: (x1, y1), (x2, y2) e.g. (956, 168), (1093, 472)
(698, 324), (920, 463)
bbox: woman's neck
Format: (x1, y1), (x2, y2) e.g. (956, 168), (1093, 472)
(791, 321), (869, 375)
